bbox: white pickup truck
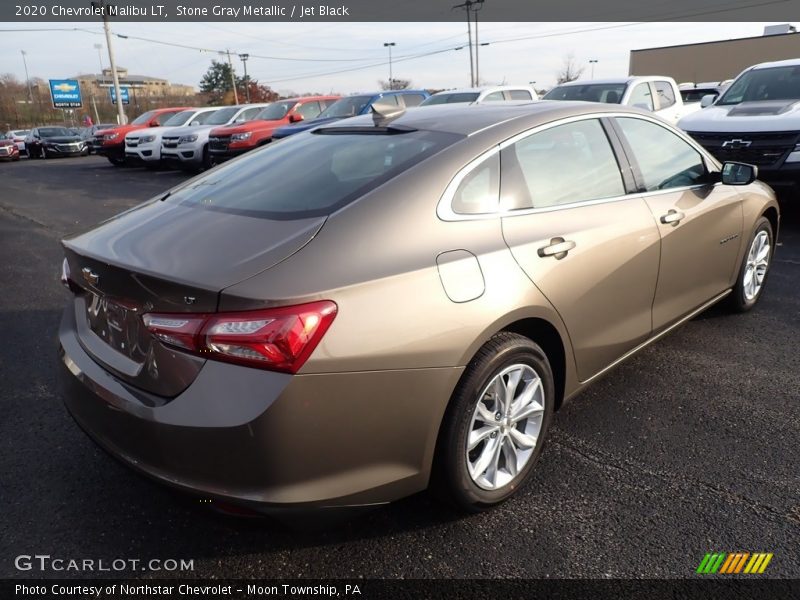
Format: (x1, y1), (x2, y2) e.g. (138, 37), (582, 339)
(543, 76), (701, 124)
(679, 58), (800, 195)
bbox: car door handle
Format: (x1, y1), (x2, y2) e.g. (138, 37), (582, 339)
(660, 209), (685, 225)
(538, 238), (576, 259)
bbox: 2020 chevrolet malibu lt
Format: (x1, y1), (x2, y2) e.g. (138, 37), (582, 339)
(59, 101), (779, 513)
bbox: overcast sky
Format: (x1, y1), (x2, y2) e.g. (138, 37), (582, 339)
(0, 22), (790, 94)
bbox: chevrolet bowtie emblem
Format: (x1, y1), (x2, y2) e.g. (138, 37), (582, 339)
(722, 139), (752, 150)
(81, 267), (100, 286)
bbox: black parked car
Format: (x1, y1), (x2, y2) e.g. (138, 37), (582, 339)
(26, 127), (89, 159)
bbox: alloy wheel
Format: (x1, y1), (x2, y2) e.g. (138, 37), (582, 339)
(743, 230), (770, 302)
(466, 364), (545, 491)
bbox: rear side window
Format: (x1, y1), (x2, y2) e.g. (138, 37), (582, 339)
(168, 129), (460, 219)
(502, 119), (624, 209)
(377, 94), (400, 106)
(507, 90), (533, 100)
(654, 81), (676, 109)
(483, 91), (505, 102)
(451, 153), (500, 215)
(628, 83), (654, 111)
(615, 117), (706, 191)
(401, 94), (426, 107)
(296, 102), (322, 120)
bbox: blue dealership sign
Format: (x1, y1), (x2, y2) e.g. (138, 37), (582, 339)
(110, 86), (130, 105)
(49, 79), (82, 108)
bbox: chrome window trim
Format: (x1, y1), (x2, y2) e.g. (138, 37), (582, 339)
(437, 111), (722, 222)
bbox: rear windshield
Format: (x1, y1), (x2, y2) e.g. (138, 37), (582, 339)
(318, 96), (372, 118)
(131, 110), (157, 126)
(543, 83), (627, 103)
(167, 129), (461, 219)
(421, 93), (480, 105)
(256, 101), (297, 121)
(205, 107), (240, 125)
(717, 65), (800, 105)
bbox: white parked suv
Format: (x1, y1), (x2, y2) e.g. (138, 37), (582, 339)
(124, 107), (220, 167)
(679, 58), (800, 195)
(161, 103), (271, 171)
(420, 85), (538, 105)
(543, 76), (701, 124)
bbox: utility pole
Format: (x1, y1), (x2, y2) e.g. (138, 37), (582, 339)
(239, 53), (250, 103)
(589, 59), (598, 79)
(473, 1), (485, 86)
(453, 0), (484, 87)
(383, 42), (396, 89)
(20, 50), (33, 102)
(92, 1), (126, 124)
(225, 50), (239, 104)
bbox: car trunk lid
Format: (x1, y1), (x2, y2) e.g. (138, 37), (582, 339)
(62, 198), (326, 397)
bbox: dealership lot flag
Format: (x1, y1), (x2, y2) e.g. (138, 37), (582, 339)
(49, 79), (82, 108)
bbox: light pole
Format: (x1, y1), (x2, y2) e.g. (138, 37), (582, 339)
(383, 42), (396, 90)
(589, 59), (598, 80)
(239, 53), (250, 103)
(91, 1), (126, 124)
(223, 50), (239, 105)
(20, 50), (33, 102)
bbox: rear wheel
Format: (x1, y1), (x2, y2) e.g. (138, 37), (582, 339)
(434, 332), (554, 511)
(727, 217), (773, 312)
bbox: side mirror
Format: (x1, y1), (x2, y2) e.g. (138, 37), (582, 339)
(289, 114), (304, 123)
(700, 94), (716, 108)
(721, 162), (757, 185)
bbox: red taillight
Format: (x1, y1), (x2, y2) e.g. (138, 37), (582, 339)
(142, 301), (337, 374)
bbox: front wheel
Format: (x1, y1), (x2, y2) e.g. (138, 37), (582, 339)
(107, 156), (125, 167)
(40, 146), (48, 159)
(727, 216), (774, 312)
(434, 332), (554, 512)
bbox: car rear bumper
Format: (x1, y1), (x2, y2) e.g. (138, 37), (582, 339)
(58, 305), (459, 511)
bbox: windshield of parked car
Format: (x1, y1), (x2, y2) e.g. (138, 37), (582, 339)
(255, 102), (296, 121)
(39, 127), (72, 137)
(164, 110), (204, 127)
(205, 107), (241, 125)
(421, 92), (480, 105)
(717, 65), (800, 105)
(167, 128), (461, 219)
(131, 110), (157, 126)
(543, 83), (628, 103)
(318, 96), (372, 118)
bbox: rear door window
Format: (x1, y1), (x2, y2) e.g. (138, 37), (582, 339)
(502, 119), (625, 209)
(483, 91), (506, 102)
(401, 94), (427, 107)
(296, 102), (323, 120)
(507, 89), (533, 100)
(654, 81), (676, 109)
(628, 83), (654, 111)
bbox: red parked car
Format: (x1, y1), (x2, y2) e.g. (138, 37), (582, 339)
(93, 107), (192, 166)
(0, 138), (20, 161)
(208, 95), (339, 161)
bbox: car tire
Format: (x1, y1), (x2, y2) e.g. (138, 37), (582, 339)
(201, 145), (213, 171)
(40, 146), (48, 159)
(433, 332), (554, 512)
(107, 156), (125, 167)
(727, 216), (774, 313)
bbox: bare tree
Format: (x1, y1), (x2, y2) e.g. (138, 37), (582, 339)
(379, 78), (412, 91)
(556, 53), (585, 84)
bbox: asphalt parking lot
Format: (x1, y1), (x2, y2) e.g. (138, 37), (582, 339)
(0, 155), (798, 580)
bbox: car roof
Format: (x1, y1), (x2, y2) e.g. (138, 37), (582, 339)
(750, 58), (800, 70)
(321, 100), (646, 136)
(432, 85), (534, 94)
(555, 76), (672, 87)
